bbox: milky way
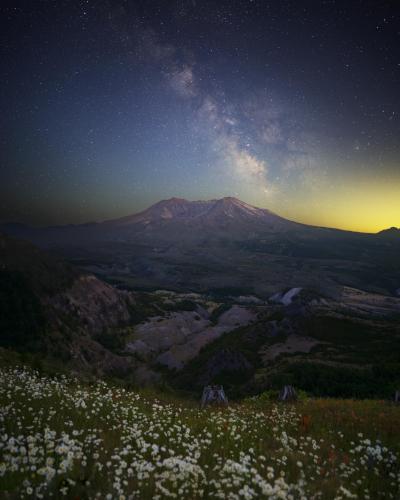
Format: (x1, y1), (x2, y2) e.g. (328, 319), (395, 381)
(1, 1), (399, 231)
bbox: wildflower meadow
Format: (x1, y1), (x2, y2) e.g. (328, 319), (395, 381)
(0, 366), (399, 499)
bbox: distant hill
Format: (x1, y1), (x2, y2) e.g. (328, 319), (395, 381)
(378, 226), (400, 238)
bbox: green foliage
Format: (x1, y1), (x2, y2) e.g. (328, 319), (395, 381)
(306, 316), (380, 344)
(209, 303), (231, 324)
(244, 389), (309, 406)
(0, 234), (78, 296)
(245, 389), (279, 404)
(269, 362), (400, 399)
(1, 365), (400, 499)
(162, 299), (198, 312)
(174, 323), (272, 398)
(208, 286), (253, 299)
(127, 294), (164, 324)
(296, 389), (309, 401)
(0, 270), (46, 350)
(94, 329), (128, 352)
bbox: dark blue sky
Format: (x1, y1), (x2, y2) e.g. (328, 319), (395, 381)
(1, 0), (399, 231)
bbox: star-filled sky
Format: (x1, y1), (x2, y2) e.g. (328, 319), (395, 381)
(1, 0), (399, 232)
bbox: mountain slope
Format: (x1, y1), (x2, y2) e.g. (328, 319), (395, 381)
(0, 197), (300, 246)
(104, 196), (298, 233)
(2, 198), (396, 244)
(1, 198), (399, 298)
(0, 233), (136, 375)
(106, 197), (214, 226)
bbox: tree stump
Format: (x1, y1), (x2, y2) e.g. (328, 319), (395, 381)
(279, 385), (297, 402)
(200, 385), (229, 409)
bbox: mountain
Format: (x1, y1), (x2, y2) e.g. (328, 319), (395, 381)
(101, 197), (301, 241)
(1, 197), (400, 298)
(0, 197), (299, 246)
(106, 197), (290, 227)
(106, 197), (213, 225)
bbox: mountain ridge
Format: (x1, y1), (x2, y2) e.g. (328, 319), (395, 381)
(0, 197), (301, 246)
(1, 197), (397, 235)
(102, 197), (285, 227)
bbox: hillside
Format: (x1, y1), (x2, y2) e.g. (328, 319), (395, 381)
(1, 197), (297, 242)
(1, 362), (399, 499)
(1, 232), (400, 400)
(0, 233), (137, 376)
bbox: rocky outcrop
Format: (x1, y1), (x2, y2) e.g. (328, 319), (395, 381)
(41, 275), (138, 375)
(0, 234), (136, 376)
(47, 274), (133, 335)
(67, 336), (133, 377)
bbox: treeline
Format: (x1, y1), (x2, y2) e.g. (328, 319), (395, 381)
(270, 362), (400, 399)
(0, 270), (46, 350)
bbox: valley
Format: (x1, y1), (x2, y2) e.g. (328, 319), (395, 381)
(1, 198), (400, 400)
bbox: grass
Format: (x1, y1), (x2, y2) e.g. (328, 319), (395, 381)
(1, 365), (399, 499)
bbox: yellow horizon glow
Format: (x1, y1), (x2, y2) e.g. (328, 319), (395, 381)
(272, 177), (400, 233)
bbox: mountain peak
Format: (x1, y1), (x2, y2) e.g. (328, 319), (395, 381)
(107, 196), (285, 228)
(220, 196), (241, 202)
(159, 197), (189, 204)
(208, 197), (271, 219)
(217, 197), (250, 207)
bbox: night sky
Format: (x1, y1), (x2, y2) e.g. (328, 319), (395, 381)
(1, 1), (399, 232)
